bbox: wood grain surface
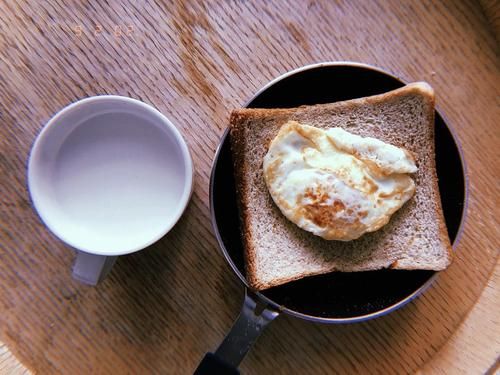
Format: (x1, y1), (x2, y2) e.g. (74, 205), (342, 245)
(0, 0), (498, 374)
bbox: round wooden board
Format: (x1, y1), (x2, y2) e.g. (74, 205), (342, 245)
(0, 1), (498, 373)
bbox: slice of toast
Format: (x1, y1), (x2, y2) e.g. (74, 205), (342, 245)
(230, 82), (452, 291)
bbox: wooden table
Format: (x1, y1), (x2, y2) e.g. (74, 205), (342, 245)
(0, 1), (498, 373)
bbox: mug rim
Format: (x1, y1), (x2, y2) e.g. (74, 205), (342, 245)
(209, 61), (469, 323)
(28, 95), (194, 256)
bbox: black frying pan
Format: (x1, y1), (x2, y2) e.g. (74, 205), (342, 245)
(195, 62), (467, 374)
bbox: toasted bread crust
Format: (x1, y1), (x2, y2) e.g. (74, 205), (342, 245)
(229, 111), (258, 288)
(230, 83), (452, 290)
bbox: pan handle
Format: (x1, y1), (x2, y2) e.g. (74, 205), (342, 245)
(194, 288), (280, 374)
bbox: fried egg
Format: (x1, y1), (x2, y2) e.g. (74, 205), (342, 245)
(263, 121), (417, 241)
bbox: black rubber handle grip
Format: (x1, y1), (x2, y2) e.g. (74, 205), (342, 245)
(194, 352), (239, 375)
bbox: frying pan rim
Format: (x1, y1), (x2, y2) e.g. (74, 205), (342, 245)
(209, 61), (468, 323)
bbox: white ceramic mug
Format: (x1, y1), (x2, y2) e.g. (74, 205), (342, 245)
(28, 96), (194, 285)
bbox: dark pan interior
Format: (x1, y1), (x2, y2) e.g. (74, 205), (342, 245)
(212, 65), (465, 319)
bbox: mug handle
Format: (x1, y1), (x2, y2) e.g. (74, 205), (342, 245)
(72, 251), (117, 285)
(194, 289), (280, 374)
